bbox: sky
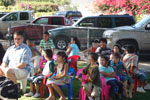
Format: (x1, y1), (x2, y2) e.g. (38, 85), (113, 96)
(71, 0), (96, 16)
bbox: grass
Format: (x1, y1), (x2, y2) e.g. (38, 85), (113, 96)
(18, 61), (150, 100)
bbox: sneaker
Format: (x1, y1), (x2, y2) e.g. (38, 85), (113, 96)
(24, 92), (33, 97)
(144, 84), (150, 90)
(137, 87), (141, 93)
(140, 87), (146, 93)
(32, 93), (40, 98)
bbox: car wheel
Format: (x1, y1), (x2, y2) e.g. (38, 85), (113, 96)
(55, 37), (69, 50)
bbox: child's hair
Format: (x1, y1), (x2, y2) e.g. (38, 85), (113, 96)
(14, 31), (25, 37)
(57, 51), (68, 63)
(71, 36), (80, 49)
(57, 51), (68, 72)
(126, 45), (135, 53)
(112, 52), (121, 59)
(44, 49), (53, 58)
(44, 32), (49, 36)
(26, 39), (35, 47)
(99, 38), (107, 44)
(90, 53), (98, 62)
(100, 55), (110, 66)
(93, 39), (100, 43)
(112, 44), (123, 54)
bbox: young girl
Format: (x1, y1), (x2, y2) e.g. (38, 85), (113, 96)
(110, 44), (123, 60)
(66, 37), (80, 57)
(76, 53), (101, 100)
(24, 49), (55, 98)
(46, 51), (69, 100)
(99, 55), (123, 99)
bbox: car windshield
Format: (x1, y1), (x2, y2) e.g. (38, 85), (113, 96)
(134, 15), (150, 28)
(72, 17), (84, 26)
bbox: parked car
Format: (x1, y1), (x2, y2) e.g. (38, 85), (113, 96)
(0, 11), (34, 38)
(0, 12), (9, 18)
(103, 15), (150, 55)
(9, 16), (72, 40)
(53, 11), (82, 22)
(48, 14), (136, 50)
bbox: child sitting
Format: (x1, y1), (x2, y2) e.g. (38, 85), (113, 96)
(110, 44), (123, 60)
(46, 51), (69, 100)
(110, 52), (133, 98)
(99, 55), (123, 99)
(95, 38), (111, 65)
(76, 53), (101, 100)
(83, 39), (99, 57)
(26, 40), (41, 74)
(123, 45), (139, 72)
(132, 66), (149, 93)
(24, 49), (55, 98)
(123, 45), (138, 98)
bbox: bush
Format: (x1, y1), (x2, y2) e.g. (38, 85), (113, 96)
(0, 0), (15, 7)
(19, 3), (58, 13)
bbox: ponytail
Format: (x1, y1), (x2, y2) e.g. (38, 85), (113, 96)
(71, 37), (80, 50)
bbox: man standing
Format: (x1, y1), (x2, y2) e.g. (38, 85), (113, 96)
(0, 31), (32, 84)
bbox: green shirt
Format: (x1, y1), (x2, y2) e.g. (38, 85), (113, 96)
(40, 38), (55, 56)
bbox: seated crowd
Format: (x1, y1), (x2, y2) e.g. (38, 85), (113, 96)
(0, 31), (149, 100)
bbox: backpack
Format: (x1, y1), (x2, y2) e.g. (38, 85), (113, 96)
(0, 76), (20, 99)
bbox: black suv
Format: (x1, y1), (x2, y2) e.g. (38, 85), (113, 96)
(49, 14), (136, 50)
(74, 14), (136, 28)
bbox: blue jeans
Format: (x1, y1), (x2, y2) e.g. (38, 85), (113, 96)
(107, 79), (123, 97)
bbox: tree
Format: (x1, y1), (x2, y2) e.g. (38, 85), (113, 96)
(94, 0), (150, 15)
(0, 0), (15, 7)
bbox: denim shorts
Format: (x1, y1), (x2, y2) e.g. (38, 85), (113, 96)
(135, 73), (147, 81)
(118, 75), (128, 82)
(28, 74), (44, 84)
(118, 74), (134, 83)
(128, 76), (134, 83)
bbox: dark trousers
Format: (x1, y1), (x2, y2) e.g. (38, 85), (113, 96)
(107, 79), (123, 97)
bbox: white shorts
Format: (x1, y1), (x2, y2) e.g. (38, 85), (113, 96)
(5, 67), (28, 80)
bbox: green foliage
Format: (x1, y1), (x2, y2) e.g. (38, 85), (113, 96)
(0, 0), (15, 7)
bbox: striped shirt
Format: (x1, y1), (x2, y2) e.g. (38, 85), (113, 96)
(95, 47), (111, 58)
(123, 53), (139, 69)
(40, 38), (55, 56)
